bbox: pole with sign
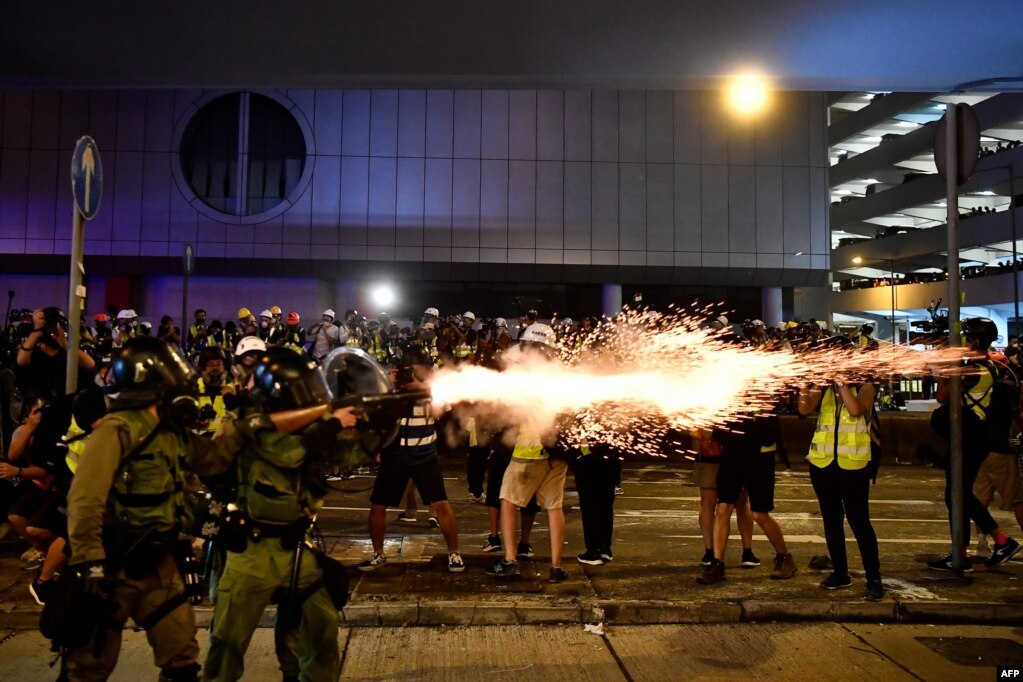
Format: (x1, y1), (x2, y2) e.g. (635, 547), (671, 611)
(182, 243), (194, 353)
(935, 101), (980, 578)
(67, 136), (103, 394)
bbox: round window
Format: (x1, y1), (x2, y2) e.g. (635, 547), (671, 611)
(180, 92), (307, 217)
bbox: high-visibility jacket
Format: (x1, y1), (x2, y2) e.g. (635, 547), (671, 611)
(511, 420), (547, 460)
(197, 377), (229, 434)
(808, 386), (872, 471)
(964, 359), (996, 421)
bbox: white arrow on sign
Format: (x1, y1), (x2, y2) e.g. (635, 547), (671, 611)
(82, 145), (95, 214)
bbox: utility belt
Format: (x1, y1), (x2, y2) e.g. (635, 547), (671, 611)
(218, 511), (311, 553)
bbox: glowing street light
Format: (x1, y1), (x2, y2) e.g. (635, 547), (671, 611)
(725, 74), (771, 116)
(852, 256), (863, 264)
(371, 284), (395, 308)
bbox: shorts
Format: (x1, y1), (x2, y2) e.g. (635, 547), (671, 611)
(974, 452), (1023, 510)
(9, 485), (67, 536)
(500, 458), (567, 510)
(370, 457), (448, 508)
(486, 449), (540, 514)
(692, 461), (720, 489)
(715, 453), (776, 512)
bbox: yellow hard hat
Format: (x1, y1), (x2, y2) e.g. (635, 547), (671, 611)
(237, 307), (252, 320)
(269, 305), (282, 315)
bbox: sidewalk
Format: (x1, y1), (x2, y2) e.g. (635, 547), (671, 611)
(0, 464), (1020, 628)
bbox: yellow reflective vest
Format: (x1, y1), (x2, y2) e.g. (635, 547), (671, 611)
(808, 386), (873, 471)
(511, 420), (547, 460)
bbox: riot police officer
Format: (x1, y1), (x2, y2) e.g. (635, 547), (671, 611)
(64, 338), (243, 681)
(202, 349), (361, 682)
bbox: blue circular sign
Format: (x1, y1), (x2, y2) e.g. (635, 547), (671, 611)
(71, 136), (103, 220)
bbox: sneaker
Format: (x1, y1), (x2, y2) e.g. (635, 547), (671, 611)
(974, 534), (991, 560)
(986, 537), (1022, 568)
(770, 553), (797, 580)
(696, 558), (725, 584)
(467, 492), (484, 504)
(427, 517), (440, 528)
(447, 552), (465, 573)
(486, 558), (519, 577)
(547, 567), (568, 583)
(819, 572), (852, 589)
(516, 542), (534, 559)
(864, 579), (884, 602)
(927, 554), (973, 572)
(599, 549), (614, 563)
(740, 549), (761, 568)
(396, 512), (418, 524)
(614, 485), (624, 496)
(577, 550), (605, 566)
(325, 473), (345, 482)
(21, 549), (44, 572)
(700, 548), (714, 567)
(29, 577), (51, 606)
(482, 534), (503, 553)
(358, 552), (387, 572)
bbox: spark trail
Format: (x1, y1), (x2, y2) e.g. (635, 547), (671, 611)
(429, 307), (970, 454)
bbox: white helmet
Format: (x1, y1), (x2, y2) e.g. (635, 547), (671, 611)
(462, 311), (476, 321)
(322, 309), (336, 319)
(116, 309), (137, 320)
(259, 309), (273, 319)
(494, 317), (508, 328)
(424, 307), (439, 318)
(235, 336), (267, 357)
(520, 323), (556, 348)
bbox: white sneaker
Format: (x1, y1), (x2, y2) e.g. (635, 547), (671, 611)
(358, 552), (387, 572)
(447, 552), (465, 573)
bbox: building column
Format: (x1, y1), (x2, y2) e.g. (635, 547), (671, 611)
(761, 286), (783, 327)
(602, 283), (622, 318)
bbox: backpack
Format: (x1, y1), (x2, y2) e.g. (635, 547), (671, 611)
(965, 358), (1019, 454)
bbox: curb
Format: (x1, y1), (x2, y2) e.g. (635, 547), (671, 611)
(3, 598), (1020, 629)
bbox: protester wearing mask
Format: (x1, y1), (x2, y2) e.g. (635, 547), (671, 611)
(282, 312), (306, 353)
(187, 309), (208, 353)
(232, 337), (267, 388)
(158, 316), (182, 346)
(308, 309), (341, 362)
(112, 309), (139, 347)
(236, 308), (258, 338)
(197, 347), (235, 435)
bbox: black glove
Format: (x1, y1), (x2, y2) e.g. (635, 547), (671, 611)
(79, 562), (113, 599)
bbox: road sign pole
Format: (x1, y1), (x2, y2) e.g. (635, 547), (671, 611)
(945, 102), (965, 577)
(182, 243), (194, 352)
(66, 206), (85, 394)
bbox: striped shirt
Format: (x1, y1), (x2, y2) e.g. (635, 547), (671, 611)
(396, 399), (438, 463)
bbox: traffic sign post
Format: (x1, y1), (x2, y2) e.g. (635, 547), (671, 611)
(66, 136), (103, 394)
(935, 102), (979, 578)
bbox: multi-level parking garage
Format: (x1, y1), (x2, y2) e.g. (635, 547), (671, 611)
(828, 91), (1023, 344)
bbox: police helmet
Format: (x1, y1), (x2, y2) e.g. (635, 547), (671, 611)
(110, 337), (199, 405)
(252, 348), (333, 411)
(962, 317), (998, 349)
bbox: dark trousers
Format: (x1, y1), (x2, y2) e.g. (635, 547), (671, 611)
(943, 445), (998, 541)
(574, 453), (620, 554)
(467, 446), (489, 497)
(809, 460), (881, 581)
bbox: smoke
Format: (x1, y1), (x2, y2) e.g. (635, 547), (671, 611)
(427, 307), (971, 453)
